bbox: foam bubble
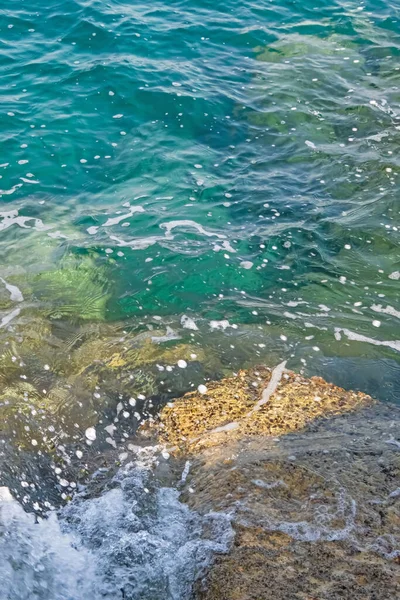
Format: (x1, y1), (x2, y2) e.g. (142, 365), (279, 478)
(240, 261), (253, 269)
(181, 315), (199, 330)
(85, 427), (96, 441)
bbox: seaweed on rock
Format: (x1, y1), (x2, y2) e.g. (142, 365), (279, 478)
(31, 256), (110, 322)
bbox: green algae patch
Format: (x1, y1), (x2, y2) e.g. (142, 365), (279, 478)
(0, 313), (223, 453)
(105, 340), (209, 371)
(69, 333), (215, 395)
(158, 366), (375, 451)
(255, 33), (360, 64)
(31, 257), (110, 322)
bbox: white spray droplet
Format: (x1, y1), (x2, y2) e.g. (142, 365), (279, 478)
(240, 261), (253, 270)
(85, 427), (96, 441)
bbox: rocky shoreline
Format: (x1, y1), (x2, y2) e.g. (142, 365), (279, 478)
(146, 366), (400, 599)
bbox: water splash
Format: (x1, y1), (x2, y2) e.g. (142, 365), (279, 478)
(0, 461), (233, 600)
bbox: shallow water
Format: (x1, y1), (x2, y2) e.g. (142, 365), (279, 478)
(1, 0), (400, 383)
(0, 0), (400, 597)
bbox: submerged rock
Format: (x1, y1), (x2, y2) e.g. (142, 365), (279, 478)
(154, 366), (400, 599)
(31, 256), (110, 322)
(158, 365), (374, 452)
(0, 315), (227, 508)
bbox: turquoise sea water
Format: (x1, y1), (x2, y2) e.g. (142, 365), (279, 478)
(1, 0), (400, 392)
(1, 1), (400, 598)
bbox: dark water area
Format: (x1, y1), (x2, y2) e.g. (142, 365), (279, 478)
(0, 0), (399, 598)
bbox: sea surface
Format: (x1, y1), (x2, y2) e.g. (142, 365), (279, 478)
(0, 0), (399, 598)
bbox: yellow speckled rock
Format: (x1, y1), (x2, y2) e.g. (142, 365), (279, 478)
(159, 366), (374, 451)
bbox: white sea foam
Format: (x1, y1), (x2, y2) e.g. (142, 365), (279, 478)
(335, 327), (400, 352)
(109, 218), (229, 251)
(103, 206), (145, 227)
(109, 234), (162, 250)
(371, 304), (400, 320)
(0, 490), (97, 600)
(0, 464), (233, 600)
(0, 209), (52, 232)
(151, 326), (181, 343)
(0, 277), (24, 302)
(181, 461), (191, 483)
(160, 220), (226, 239)
(87, 225), (99, 235)
(252, 479), (286, 489)
(213, 240), (236, 253)
(305, 140), (316, 149)
(388, 271), (400, 280)
(47, 230), (69, 239)
(0, 307), (21, 329)
(0, 183), (23, 195)
(239, 260), (253, 269)
(209, 319), (231, 330)
(20, 177), (39, 184)
(181, 314), (199, 330)
(260, 486), (357, 544)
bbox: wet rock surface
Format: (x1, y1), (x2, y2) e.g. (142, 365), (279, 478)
(155, 369), (400, 599)
(158, 366), (375, 451)
(0, 318), (225, 509)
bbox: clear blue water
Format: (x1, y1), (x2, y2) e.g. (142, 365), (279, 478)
(1, 0), (400, 381)
(0, 1), (400, 596)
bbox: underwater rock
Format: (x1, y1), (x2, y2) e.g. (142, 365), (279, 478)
(153, 367), (400, 599)
(0, 316), (227, 508)
(158, 365), (374, 452)
(31, 256), (110, 322)
(255, 34), (359, 64)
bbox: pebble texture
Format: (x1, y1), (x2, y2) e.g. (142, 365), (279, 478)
(159, 366), (375, 451)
